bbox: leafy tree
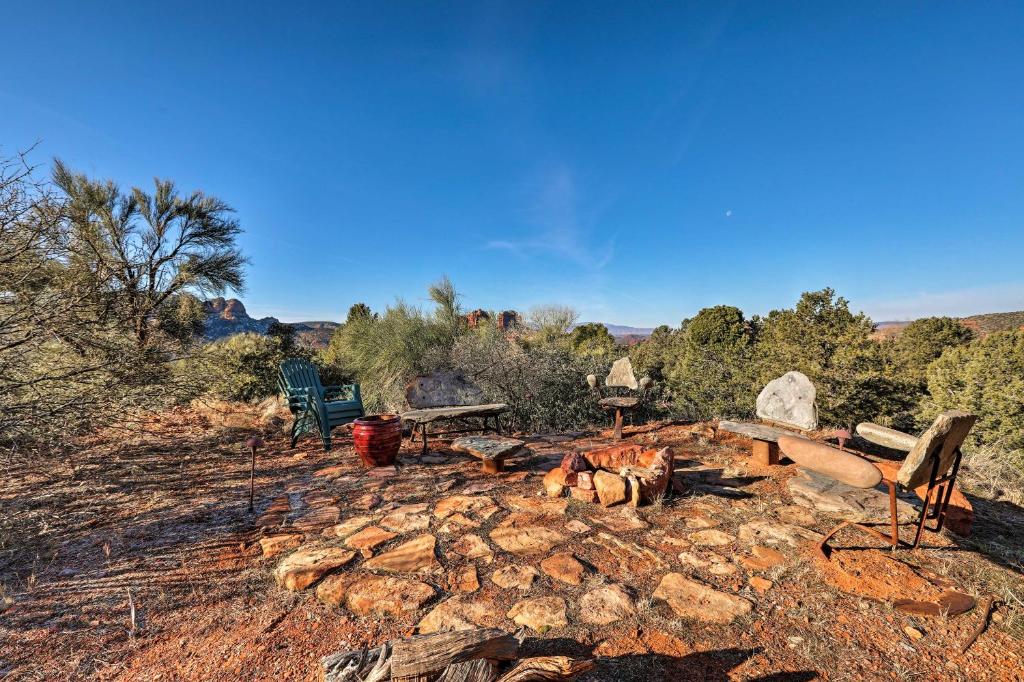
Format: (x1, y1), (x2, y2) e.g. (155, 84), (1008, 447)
(628, 325), (681, 382)
(267, 320), (299, 356)
(886, 316), (974, 389)
(1, 151), (245, 444)
(526, 304), (578, 345)
(923, 329), (1024, 458)
(53, 159), (246, 349)
(345, 302), (375, 324)
(755, 289), (907, 428)
(669, 306), (758, 420)
(568, 323), (618, 358)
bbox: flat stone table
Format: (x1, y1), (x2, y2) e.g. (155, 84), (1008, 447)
(451, 435), (526, 474)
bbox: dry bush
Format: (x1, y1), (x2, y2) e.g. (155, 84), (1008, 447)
(959, 444), (1024, 506)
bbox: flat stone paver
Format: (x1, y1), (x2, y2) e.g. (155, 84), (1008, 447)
(653, 573), (753, 624)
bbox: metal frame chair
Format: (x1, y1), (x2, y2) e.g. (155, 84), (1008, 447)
(816, 411), (976, 560)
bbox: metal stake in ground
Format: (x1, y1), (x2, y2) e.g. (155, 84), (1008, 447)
(245, 437), (264, 512)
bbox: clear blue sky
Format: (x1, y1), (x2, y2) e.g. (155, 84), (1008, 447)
(4, 2), (1023, 326)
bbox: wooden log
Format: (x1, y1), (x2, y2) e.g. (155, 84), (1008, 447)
(322, 643), (392, 682)
(390, 629), (520, 681)
(496, 656), (596, 681)
(436, 659), (499, 682)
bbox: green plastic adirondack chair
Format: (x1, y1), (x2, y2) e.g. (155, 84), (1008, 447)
(278, 359), (363, 451)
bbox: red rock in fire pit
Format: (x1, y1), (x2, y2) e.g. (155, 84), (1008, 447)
(570, 486), (599, 503)
(577, 471), (595, 490)
(543, 468), (568, 497)
(560, 453), (589, 485)
(582, 443), (644, 471)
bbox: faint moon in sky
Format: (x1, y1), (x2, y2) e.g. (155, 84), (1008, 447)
(725, 209), (733, 217)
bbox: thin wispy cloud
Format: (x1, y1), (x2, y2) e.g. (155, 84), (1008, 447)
(486, 164), (616, 270)
(857, 281), (1024, 321)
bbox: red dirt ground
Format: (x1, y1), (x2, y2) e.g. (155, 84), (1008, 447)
(1, 407), (1022, 680)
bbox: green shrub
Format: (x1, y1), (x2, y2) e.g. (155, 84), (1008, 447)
(922, 329), (1024, 461)
(451, 326), (607, 432)
(321, 278), (463, 412)
(201, 333), (287, 402)
(667, 306), (758, 421)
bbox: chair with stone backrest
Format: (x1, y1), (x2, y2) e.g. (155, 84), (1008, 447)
(587, 357), (653, 440)
(777, 410), (977, 559)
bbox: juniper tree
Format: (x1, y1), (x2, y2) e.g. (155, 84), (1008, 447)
(52, 159), (246, 349)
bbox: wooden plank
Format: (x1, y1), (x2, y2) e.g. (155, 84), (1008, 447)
(390, 629), (519, 681)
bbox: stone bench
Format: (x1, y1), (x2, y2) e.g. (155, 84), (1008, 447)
(399, 372), (509, 456)
(718, 421), (809, 466)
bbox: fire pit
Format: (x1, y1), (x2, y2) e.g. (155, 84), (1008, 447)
(542, 443), (674, 507)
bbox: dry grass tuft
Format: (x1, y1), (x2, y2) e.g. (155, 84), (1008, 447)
(960, 445), (1024, 506)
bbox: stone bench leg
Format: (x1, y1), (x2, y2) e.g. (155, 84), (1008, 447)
(752, 439), (780, 466)
(613, 408), (624, 440)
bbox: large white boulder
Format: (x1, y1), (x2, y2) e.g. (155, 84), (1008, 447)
(756, 371), (817, 430)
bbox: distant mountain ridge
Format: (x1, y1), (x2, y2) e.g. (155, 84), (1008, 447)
(872, 310), (1024, 340)
(579, 322), (655, 340)
(202, 298), (339, 347)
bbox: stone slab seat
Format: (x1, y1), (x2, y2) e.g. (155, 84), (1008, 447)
(719, 420), (809, 466)
(401, 404), (509, 423)
(777, 435), (883, 489)
(718, 371), (818, 465)
(598, 396), (640, 409)
(588, 357), (650, 440)
(399, 372), (509, 456)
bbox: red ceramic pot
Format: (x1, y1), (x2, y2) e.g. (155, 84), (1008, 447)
(352, 415), (402, 467)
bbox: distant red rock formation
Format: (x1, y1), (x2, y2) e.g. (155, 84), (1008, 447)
(466, 309), (520, 331)
(466, 309), (490, 328)
(496, 310), (520, 330)
(204, 297), (248, 321)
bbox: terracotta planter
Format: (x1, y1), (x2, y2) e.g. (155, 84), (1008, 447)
(352, 415), (402, 467)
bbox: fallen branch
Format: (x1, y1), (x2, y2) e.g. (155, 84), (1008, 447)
(390, 629), (518, 681)
(322, 642), (391, 682)
(321, 629), (593, 682)
(496, 656), (595, 682)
